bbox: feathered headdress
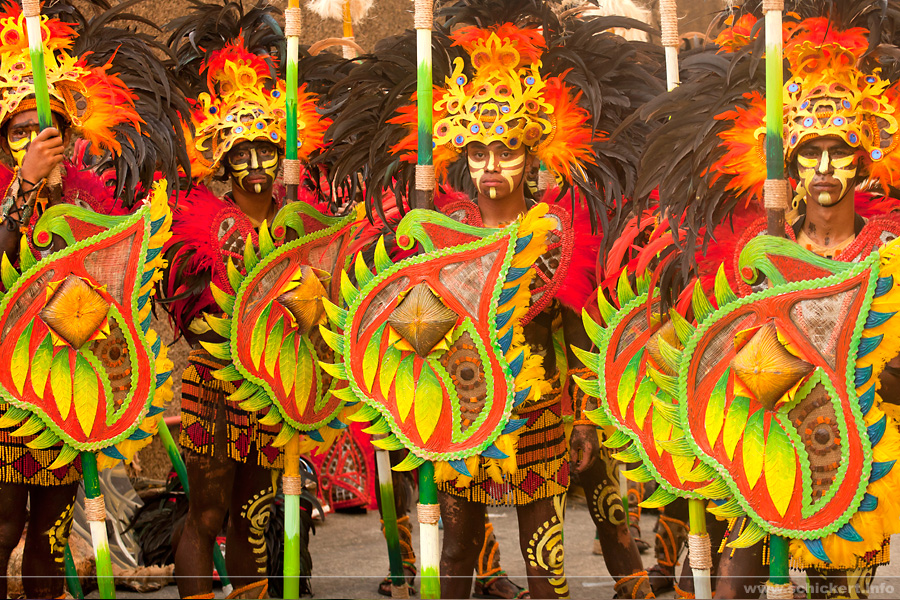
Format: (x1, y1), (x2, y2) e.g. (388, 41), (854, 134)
(624, 0), (900, 306)
(390, 24), (595, 189)
(184, 39), (328, 181)
(321, 0), (664, 232)
(711, 16), (900, 201)
(167, 2), (330, 182)
(0, 0), (191, 206)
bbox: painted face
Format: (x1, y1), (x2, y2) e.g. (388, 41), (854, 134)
(467, 142), (527, 200)
(227, 140), (280, 194)
(794, 139), (859, 207)
(6, 120), (40, 167)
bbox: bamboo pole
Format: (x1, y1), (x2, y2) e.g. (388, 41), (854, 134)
(763, 0), (788, 238)
(21, 0), (60, 216)
(413, 0), (434, 211)
(80, 452), (115, 598)
(417, 461), (440, 599)
(64, 543), (84, 599)
(341, 0), (358, 58)
(157, 420), (232, 592)
(284, 0), (302, 204)
(377, 448), (410, 598)
(659, 0), (680, 91)
(762, 2), (792, 594)
(687, 499), (712, 599)
(283, 435), (303, 599)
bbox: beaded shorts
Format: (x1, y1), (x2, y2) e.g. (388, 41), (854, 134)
(179, 350), (283, 470)
(0, 414), (82, 486)
(438, 388), (569, 506)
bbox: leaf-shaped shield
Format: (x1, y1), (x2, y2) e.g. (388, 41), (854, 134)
(574, 274), (718, 510)
(320, 207), (553, 475)
(202, 203), (364, 443)
(0, 183), (174, 468)
(679, 235), (900, 559)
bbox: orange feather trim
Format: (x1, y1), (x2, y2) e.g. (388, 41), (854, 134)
(451, 24), (545, 67)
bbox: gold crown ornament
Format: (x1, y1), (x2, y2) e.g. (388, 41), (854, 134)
(390, 24), (595, 182)
(0, 3), (141, 154)
(185, 39), (329, 181)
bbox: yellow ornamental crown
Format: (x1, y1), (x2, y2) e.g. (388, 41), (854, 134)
(186, 39), (328, 182)
(784, 41), (899, 165)
(434, 32), (553, 152)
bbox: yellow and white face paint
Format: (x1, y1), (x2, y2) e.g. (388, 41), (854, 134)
(227, 141), (280, 194)
(795, 146), (858, 207)
(7, 128), (37, 167)
(467, 143), (527, 200)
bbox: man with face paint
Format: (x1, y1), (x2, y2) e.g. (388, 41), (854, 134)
(340, 16), (661, 599)
(159, 6), (329, 597)
(626, 9), (900, 598)
(0, 3), (189, 598)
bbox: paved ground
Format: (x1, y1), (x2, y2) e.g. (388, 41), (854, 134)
(85, 497), (900, 599)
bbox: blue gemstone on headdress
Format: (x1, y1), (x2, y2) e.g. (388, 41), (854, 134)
(872, 149), (884, 160)
(843, 100), (852, 109)
(495, 125), (504, 134)
(803, 117), (814, 127)
(501, 106), (510, 113)
(455, 135), (464, 144)
(209, 107), (217, 114)
(235, 126), (244, 133)
(297, 141), (303, 147)
(801, 101), (809, 109)
(849, 133), (858, 143)
(256, 122), (265, 129)
(509, 138), (518, 147)
(456, 76), (465, 85)
(470, 106), (477, 112)
(788, 83), (799, 93)
(867, 76), (877, 83)
(525, 76), (535, 85)
(226, 114), (234, 121)
(471, 124), (480, 133)
(834, 117), (845, 126)
(791, 134), (798, 144)
(271, 132), (278, 140)
(272, 90), (281, 97)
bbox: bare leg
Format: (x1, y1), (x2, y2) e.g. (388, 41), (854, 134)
(713, 517), (767, 599)
(22, 483), (79, 599)
(575, 453), (652, 597)
(224, 459), (275, 597)
(516, 495), (568, 600)
(439, 492), (486, 599)
(625, 476), (650, 553)
(0, 483), (27, 600)
(649, 498), (689, 595)
(174, 448), (237, 598)
(474, 520), (529, 599)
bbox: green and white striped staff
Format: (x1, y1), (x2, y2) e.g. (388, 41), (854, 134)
(375, 444), (410, 598)
(156, 420), (233, 594)
(762, 0), (792, 595)
(282, 4), (306, 599)
(659, 3), (714, 597)
(413, 0), (440, 597)
(21, 0), (112, 596)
